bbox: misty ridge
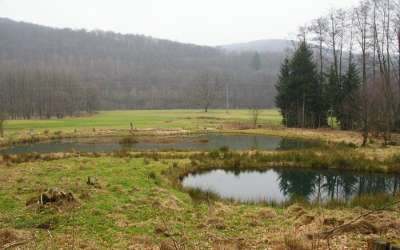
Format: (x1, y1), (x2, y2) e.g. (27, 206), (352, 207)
(0, 17), (289, 117)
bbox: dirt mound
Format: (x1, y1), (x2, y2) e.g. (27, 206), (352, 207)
(26, 188), (78, 208)
(0, 229), (31, 249)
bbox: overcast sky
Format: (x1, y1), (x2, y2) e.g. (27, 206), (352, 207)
(0, 0), (357, 46)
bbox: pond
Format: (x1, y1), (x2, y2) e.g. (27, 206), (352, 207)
(182, 168), (400, 203)
(0, 134), (321, 155)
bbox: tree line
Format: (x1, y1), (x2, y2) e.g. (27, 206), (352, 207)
(276, 0), (400, 145)
(0, 18), (281, 110)
(0, 63), (99, 121)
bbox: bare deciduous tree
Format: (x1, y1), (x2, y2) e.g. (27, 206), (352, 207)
(0, 64), (99, 120)
(300, 0), (400, 143)
(309, 17), (329, 78)
(250, 107), (261, 128)
(193, 72), (223, 112)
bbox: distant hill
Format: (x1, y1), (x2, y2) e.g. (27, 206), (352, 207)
(0, 18), (284, 109)
(219, 39), (295, 53)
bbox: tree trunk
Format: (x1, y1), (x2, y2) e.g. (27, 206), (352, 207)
(0, 120), (4, 138)
(302, 92), (306, 128)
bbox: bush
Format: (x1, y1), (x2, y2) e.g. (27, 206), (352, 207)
(148, 171), (157, 179)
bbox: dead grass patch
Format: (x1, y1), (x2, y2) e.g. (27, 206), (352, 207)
(0, 229), (32, 249)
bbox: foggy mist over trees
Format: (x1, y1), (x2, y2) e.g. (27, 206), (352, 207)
(0, 18), (284, 119)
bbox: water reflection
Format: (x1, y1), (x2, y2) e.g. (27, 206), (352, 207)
(182, 168), (400, 203)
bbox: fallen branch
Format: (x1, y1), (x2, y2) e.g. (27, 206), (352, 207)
(314, 199), (400, 239)
(1, 240), (30, 250)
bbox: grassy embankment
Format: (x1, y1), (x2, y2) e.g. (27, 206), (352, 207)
(1, 155), (400, 249)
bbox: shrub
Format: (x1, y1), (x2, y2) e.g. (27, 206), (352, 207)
(148, 171), (157, 179)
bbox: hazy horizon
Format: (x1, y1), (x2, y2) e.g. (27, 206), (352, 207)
(0, 0), (358, 46)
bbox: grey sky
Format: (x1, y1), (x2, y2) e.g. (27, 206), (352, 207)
(0, 0), (357, 46)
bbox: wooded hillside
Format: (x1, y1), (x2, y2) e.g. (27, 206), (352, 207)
(0, 18), (284, 112)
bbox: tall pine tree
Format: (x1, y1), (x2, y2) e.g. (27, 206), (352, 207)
(275, 58), (292, 126)
(337, 62), (361, 130)
(275, 42), (327, 128)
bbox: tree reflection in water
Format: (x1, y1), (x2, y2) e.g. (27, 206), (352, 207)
(278, 138), (322, 150)
(276, 168), (400, 202)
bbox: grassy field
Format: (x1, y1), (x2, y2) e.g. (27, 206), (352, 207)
(1, 110), (400, 249)
(2, 109), (399, 157)
(2, 155), (399, 249)
(4, 109), (282, 132)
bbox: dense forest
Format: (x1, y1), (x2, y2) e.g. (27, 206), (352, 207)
(276, 0), (400, 144)
(0, 18), (284, 118)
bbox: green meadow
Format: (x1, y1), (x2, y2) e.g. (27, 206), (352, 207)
(4, 109), (282, 132)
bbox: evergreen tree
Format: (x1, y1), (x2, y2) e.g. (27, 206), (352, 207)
(275, 58), (292, 126)
(289, 41), (325, 127)
(275, 42), (327, 128)
(337, 62), (361, 130)
(251, 52), (262, 71)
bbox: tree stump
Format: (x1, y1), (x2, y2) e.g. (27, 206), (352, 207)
(87, 176), (97, 186)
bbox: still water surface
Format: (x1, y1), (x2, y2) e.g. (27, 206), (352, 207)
(0, 134), (321, 154)
(182, 168), (400, 203)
